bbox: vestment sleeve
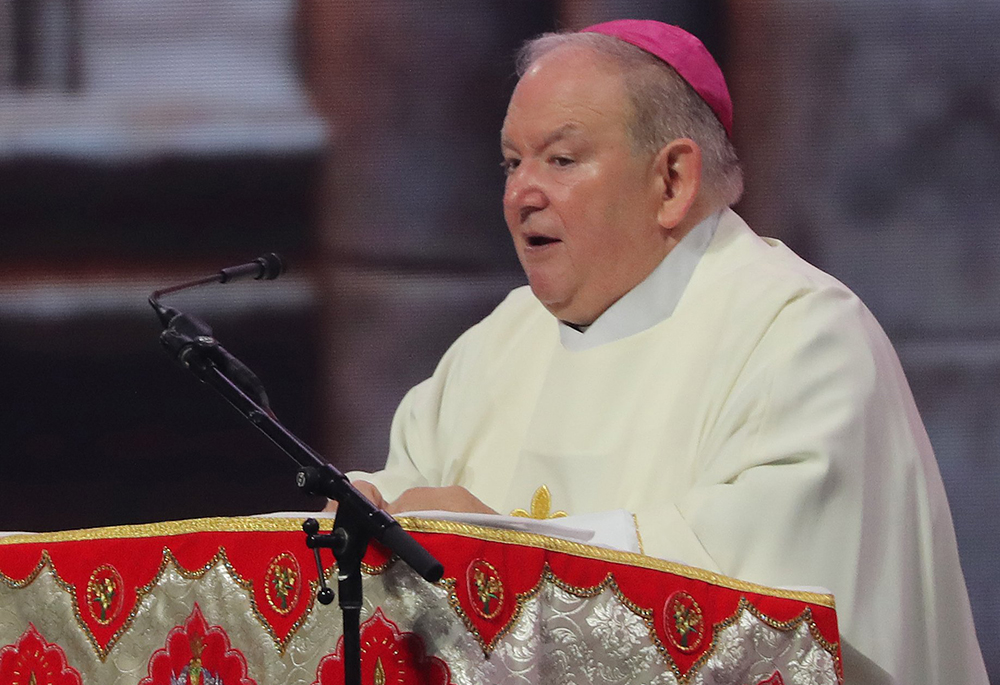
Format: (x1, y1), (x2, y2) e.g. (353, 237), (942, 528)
(344, 323), (475, 502)
(634, 287), (985, 683)
(343, 382), (434, 501)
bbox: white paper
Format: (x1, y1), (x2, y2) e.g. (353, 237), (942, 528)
(255, 509), (642, 554)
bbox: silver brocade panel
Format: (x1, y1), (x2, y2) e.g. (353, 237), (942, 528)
(0, 557), (837, 685)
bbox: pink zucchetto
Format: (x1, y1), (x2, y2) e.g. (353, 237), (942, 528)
(582, 19), (733, 138)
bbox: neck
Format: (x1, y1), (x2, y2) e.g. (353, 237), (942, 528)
(670, 197), (718, 245)
(563, 206), (723, 328)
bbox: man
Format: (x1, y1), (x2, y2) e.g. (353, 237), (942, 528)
(333, 20), (988, 684)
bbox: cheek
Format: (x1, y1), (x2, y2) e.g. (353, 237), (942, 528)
(503, 208), (516, 234)
(501, 180), (514, 209)
(501, 197), (519, 234)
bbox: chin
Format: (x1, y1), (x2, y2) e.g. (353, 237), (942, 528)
(528, 282), (569, 317)
(535, 291), (600, 327)
(536, 297), (590, 326)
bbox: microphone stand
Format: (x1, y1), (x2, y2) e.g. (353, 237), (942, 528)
(149, 261), (442, 685)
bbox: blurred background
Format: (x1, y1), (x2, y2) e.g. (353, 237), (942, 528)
(0, 0), (996, 675)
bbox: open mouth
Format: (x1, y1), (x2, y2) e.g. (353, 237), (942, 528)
(527, 235), (560, 247)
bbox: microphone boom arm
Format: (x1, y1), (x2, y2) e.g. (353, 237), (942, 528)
(148, 256), (443, 583)
(150, 255), (445, 685)
(171, 335), (441, 582)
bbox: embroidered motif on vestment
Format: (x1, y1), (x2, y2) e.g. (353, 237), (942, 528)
(510, 485), (567, 519)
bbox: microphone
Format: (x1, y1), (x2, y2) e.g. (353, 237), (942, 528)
(152, 252), (446, 606)
(149, 253), (284, 327)
(219, 253), (284, 283)
(149, 254), (285, 411)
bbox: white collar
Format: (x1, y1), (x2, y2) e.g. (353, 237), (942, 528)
(558, 211), (721, 351)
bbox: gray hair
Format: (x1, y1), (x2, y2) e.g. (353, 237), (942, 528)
(517, 32), (743, 208)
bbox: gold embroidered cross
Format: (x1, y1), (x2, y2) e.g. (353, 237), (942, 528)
(510, 485), (567, 519)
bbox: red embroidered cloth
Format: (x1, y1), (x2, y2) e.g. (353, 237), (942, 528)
(0, 516), (841, 685)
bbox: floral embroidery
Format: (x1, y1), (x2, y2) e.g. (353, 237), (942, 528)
(263, 552), (301, 615)
(312, 609), (452, 685)
(586, 598), (648, 658)
(0, 624), (82, 685)
(788, 644), (836, 685)
(466, 560), (504, 620)
(86, 564), (124, 626)
(663, 591), (705, 653)
(140, 604), (255, 685)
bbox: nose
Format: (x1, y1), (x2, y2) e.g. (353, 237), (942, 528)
(503, 162), (548, 224)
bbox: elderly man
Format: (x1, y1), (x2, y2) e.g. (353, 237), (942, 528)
(333, 20), (987, 684)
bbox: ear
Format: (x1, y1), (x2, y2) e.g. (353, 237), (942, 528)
(652, 138), (702, 230)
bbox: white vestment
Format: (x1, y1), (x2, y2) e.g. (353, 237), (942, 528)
(349, 209), (988, 684)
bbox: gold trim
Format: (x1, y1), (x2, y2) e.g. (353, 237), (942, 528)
(216, 548), (317, 656)
(264, 552), (301, 616)
(663, 591), (705, 654)
(631, 512), (645, 555)
(660, 597), (840, 685)
(0, 550), (47, 588)
(544, 569), (686, 678)
(43, 551), (110, 661)
(83, 546), (229, 661)
(86, 564), (123, 626)
(0, 516), (314, 545)
(361, 558), (394, 576)
(547, 568), (617, 600)
(744, 601), (842, 679)
(141, 546), (319, 657)
(2, 528), (841, 683)
(0, 544), (318, 660)
(444, 562), (550, 654)
(544, 571), (841, 684)
(0, 515), (835, 608)
(397, 517), (835, 608)
(467, 559), (504, 620)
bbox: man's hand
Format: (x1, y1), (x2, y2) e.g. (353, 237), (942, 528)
(321, 480), (386, 513)
(386, 486), (497, 516)
(322, 483), (496, 516)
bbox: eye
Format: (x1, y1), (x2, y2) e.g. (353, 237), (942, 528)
(500, 158), (520, 176)
(550, 156), (574, 168)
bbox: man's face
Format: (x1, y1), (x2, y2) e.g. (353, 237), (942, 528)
(501, 46), (669, 325)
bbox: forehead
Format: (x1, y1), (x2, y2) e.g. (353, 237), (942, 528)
(501, 46), (630, 144)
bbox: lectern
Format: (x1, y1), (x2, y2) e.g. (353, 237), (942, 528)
(0, 516), (841, 684)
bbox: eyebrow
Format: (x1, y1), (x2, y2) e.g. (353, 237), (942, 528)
(501, 123), (583, 151)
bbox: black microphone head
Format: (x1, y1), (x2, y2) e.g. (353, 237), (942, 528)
(149, 294), (182, 328)
(254, 253), (284, 280)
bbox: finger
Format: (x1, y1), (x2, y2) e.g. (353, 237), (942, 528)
(352, 480), (387, 509)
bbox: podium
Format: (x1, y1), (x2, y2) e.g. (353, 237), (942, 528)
(0, 516), (841, 684)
